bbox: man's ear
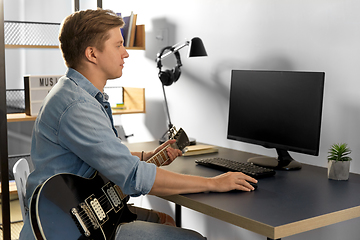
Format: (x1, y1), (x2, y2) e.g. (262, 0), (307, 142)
(84, 46), (97, 64)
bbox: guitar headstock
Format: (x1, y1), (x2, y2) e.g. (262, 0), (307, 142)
(170, 128), (190, 152)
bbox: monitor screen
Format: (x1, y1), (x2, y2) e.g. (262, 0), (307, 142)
(227, 70), (325, 170)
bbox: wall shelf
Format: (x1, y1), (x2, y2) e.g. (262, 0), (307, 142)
(4, 21), (145, 50)
(7, 87), (145, 122)
(5, 45), (59, 49)
(127, 25), (145, 50)
(114, 87), (146, 114)
(0, 180), (17, 194)
(4, 20), (60, 48)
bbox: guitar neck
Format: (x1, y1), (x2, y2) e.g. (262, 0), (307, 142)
(146, 144), (172, 167)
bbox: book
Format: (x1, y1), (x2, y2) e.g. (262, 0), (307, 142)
(117, 13), (126, 44)
(183, 144), (219, 156)
(128, 14), (137, 47)
(117, 12), (138, 47)
(123, 11), (134, 47)
(120, 12), (132, 47)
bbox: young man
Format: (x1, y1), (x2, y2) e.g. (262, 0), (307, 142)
(19, 9), (257, 240)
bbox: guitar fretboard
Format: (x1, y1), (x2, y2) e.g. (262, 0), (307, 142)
(146, 145), (172, 166)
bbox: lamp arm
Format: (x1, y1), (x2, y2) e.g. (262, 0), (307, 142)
(160, 41), (190, 60)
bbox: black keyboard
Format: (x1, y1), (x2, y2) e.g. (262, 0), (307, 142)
(195, 157), (276, 179)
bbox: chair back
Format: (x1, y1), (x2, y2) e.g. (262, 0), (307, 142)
(12, 158), (30, 220)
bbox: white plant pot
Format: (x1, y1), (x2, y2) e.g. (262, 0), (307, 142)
(327, 160), (350, 180)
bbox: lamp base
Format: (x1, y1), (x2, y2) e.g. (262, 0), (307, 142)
(159, 137), (196, 146)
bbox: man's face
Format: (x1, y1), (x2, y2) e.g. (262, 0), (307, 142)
(96, 27), (129, 80)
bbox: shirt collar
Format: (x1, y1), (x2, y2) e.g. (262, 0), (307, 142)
(65, 68), (106, 102)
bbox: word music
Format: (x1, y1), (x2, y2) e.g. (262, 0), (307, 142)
(39, 77), (59, 87)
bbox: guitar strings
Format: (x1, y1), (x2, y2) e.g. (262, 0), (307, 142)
(76, 209), (94, 229)
(147, 145), (171, 167)
(75, 193), (110, 229)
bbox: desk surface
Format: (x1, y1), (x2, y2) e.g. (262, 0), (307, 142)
(126, 141), (360, 239)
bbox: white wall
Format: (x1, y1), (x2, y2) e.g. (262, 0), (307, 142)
(103, 0), (360, 171)
(103, 1), (360, 239)
(5, 0), (360, 239)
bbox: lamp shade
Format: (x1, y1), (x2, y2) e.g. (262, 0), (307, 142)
(188, 37), (207, 57)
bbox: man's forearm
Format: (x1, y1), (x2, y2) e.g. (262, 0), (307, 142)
(148, 168), (212, 196)
(149, 167), (258, 196)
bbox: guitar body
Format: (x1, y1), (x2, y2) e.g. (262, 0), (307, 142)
(30, 172), (136, 240)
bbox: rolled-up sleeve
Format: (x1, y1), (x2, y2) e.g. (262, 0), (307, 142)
(130, 161), (157, 196)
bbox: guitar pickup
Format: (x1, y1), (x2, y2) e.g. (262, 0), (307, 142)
(102, 182), (124, 213)
(85, 195), (109, 225)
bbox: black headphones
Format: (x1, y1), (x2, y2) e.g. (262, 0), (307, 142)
(156, 46), (182, 86)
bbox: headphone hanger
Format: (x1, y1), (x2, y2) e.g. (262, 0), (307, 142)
(156, 46), (182, 86)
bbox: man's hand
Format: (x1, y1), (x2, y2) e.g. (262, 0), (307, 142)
(142, 139), (182, 165)
(154, 139), (182, 166)
(209, 172), (258, 192)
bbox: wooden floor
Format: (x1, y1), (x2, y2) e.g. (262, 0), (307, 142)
(0, 222), (23, 240)
(0, 195), (23, 240)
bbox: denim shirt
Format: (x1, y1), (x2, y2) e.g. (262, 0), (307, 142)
(19, 68), (156, 240)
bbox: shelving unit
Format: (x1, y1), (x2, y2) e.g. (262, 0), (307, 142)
(5, 19), (146, 121)
(1, 2), (146, 238)
(0, 1), (11, 239)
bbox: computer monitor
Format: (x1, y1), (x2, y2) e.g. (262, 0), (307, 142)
(227, 70), (325, 170)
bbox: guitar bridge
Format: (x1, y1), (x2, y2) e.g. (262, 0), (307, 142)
(71, 199), (104, 238)
(71, 207), (91, 237)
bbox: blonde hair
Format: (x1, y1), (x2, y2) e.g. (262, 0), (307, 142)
(59, 9), (124, 69)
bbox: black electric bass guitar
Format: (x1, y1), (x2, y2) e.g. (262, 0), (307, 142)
(29, 127), (189, 240)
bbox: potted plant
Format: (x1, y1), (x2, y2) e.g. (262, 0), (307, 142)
(327, 143), (352, 180)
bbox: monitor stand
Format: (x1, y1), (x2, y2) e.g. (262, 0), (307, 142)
(247, 149), (302, 170)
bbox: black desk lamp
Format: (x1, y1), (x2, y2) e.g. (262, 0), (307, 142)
(156, 37), (207, 145)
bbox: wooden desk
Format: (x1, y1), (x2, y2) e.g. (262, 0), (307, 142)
(126, 141), (360, 240)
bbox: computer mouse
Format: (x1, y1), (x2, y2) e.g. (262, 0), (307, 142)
(229, 181), (258, 192)
(247, 180), (258, 190)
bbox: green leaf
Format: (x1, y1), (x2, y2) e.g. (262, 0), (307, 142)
(327, 143), (352, 162)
